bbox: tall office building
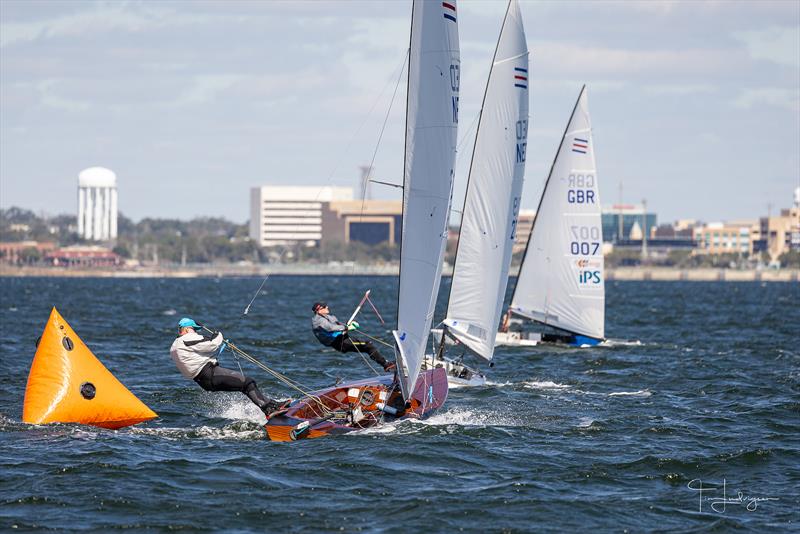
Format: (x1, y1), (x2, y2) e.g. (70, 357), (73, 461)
(77, 167), (117, 241)
(250, 186), (354, 247)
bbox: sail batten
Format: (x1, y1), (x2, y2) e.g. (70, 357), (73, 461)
(443, 0), (528, 362)
(510, 86), (605, 340)
(394, 0), (460, 400)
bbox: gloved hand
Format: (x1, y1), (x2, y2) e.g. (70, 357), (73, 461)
(218, 341), (227, 355)
(346, 321), (360, 331)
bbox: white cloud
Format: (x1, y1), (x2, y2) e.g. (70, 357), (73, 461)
(644, 84), (717, 96)
(535, 42), (737, 77)
(35, 79), (91, 112)
(732, 87), (800, 111)
(0, 2), (215, 48)
(173, 75), (244, 106)
(734, 26), (800, 68)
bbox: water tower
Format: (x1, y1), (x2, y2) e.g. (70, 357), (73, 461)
(78, 167), (117, 241)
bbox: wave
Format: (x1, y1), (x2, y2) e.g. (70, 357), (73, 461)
(485, 379), (572, 390)
(522, 380), (571, 390)
(128, 422), (264, 441)
(607, 389), (652, 397)
(411, 407), (522, 428)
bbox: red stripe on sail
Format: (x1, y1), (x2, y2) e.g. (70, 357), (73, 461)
(442, 2), (456, 12)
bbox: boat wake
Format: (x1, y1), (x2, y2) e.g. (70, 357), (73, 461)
(128, 422), (264, 441)
(206, 396), (267, 424)
(487, 380), (653, 399)
(411, 407), (522, 428)
(601, 338), (643, 347)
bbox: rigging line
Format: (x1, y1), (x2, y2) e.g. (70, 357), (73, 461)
(221, 338), (327, 408)
(350, 338), (381, 375)
(351, 47), (409, 278)
(370, 179), (403, 189)
(355, 328), (394, 349)
(456, 111), (480, 153)
(241, 48), (410, 316)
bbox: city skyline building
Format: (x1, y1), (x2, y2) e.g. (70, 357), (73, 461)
(77, 167), (117, 241)
(249, 185), (353, 247)
(601, 204), (657, 243)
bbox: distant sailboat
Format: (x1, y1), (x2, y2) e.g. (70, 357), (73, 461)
(496, 86), (605, 347)
(427, 0), (529, 385)
(265, 0), (459, 440)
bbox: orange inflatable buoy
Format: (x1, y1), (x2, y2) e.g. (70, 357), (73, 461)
(22, 307), (157, 429)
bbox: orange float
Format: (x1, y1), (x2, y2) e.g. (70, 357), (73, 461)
(22, 307), (157, 429)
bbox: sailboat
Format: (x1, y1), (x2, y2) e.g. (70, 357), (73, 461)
(496, 86), (605, 348)
(426, 0), (529, 386)
(265, 0), (459, 441)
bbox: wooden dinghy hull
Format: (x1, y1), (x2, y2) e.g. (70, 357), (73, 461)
(264, 367), (448, 442)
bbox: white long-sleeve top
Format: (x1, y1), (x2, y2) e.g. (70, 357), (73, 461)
(170, 331), (224, 379)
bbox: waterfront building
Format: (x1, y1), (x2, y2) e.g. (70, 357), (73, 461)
(250, 184), (410, 248)
(78, 167), (117, 241)
(0, 241), (57, 264)
(321, 200), (402, 246)
(693, 221), (755, 255)
(46, 245), (121, 268)
(601, 204), (657, 243)
(751, 188), (800, 259)
(512, 209), (536, 253)
(249, 186), (353, 247)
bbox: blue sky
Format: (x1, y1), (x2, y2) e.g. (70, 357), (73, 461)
(1, 0), (798, 224)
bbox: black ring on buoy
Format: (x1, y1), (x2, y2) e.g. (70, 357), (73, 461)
(80, 382), (96, 400)
(62, 337), (74, 351)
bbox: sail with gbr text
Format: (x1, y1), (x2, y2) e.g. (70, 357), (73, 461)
(510, 86), (604, 340)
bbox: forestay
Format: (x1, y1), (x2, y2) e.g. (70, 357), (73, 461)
(510, 87), (605, 340)
(443, 0), (529, 361)
(393, 0), (460, 400)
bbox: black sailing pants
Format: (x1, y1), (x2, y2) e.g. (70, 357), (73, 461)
(331, 334), (388, 367)
(193, 362), (276, 411)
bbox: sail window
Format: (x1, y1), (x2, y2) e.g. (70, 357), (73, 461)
(62, 337), (74, 351)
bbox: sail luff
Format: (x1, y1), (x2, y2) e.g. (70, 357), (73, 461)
(510, 86), (605, 340)
(443, 0), (528, 361)
(393, 0), (460, 400)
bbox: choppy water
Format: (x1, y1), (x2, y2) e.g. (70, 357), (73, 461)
(1, 276), (798, 532)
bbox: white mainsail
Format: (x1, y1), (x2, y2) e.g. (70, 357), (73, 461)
(510, 86), (605, 340)
(443, 0), (528, 361)
(393, 0), (460, 400)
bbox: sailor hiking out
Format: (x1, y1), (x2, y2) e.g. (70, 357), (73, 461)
(311, 302), (396, 372)
(169, 318), (290, 419)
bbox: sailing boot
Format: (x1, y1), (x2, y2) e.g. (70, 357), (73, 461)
(262, 399), (293, 420)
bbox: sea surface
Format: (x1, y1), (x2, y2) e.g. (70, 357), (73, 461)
(0, 276), (798, 532)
